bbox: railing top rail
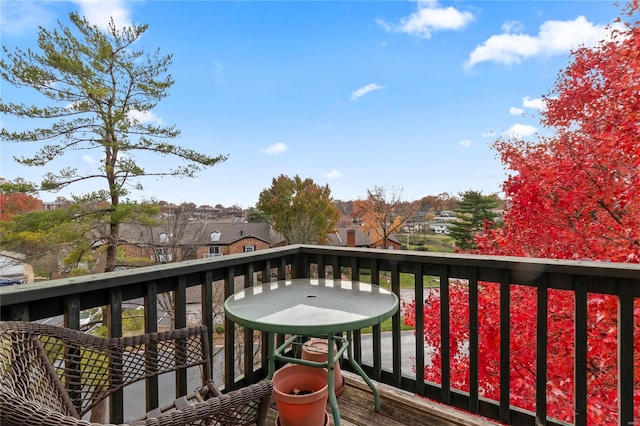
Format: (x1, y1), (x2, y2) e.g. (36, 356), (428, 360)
(0, 245), (300, 306)
(2, 245), (638, 307)
(296, 244), (640, 279)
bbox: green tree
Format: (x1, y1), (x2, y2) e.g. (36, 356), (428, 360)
(0, 199), (160, 277)
(257, 174), (339, 244)
(246, 208), (272, 223)
(0, 13), (226, 272)
(448, 190), (499, 250)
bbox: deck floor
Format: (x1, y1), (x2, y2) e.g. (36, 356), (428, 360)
(266, 371), (501, 426)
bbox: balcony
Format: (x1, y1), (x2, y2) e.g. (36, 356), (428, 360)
(1, 245), (638, 426)
(154, 253), (174, 263)
(203, 252), (223, 258)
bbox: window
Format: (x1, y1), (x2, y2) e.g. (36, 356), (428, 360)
(155, 247), (173, 262)
(211, 231), (221, 242)
(159, 232), (170, 243)
(203, 245), (222, 258)
(244, 245), (255, 253)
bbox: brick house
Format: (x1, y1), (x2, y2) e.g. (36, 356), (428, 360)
(328, 228), (402, 250)
(119, 221), (276, 263)
(197, 222), (273, 258)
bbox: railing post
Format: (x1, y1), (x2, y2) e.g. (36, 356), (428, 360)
(617, 279), (634, 426)
(278, 256), (287, 280)
(440, 266), (451, 405)
(202, 271), (214, 367)
(224, 267), (236, 389)
(499, 270), (511, 424)
(574, 276), (588, 426)
(108, 288), (124, 424)
(64, 296), (82, 415)
(144, 281), (159, 412)
(535, 274), (548, 424)
(391, 260), (402, 387)
(243, 266), (255, 385)
(292, 251), (308, 278)
(174, 276), (188, 398)
(413, 263), (425, 396)
(8, 303), (29, 321)
(468, 268), (479, 414)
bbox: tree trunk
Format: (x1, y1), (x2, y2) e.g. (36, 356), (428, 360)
(105, 220), (119, 272)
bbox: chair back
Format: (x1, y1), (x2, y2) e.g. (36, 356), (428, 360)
(0, 322), (80, 418)
(0, 321), (211, 418)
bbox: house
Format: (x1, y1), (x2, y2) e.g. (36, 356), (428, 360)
(430, 224), (451, 234)
(328, 228), (402, 250)
(119, 220), (276, 263)
(197, 222), (273, 258)
(0, 250), (32, 283)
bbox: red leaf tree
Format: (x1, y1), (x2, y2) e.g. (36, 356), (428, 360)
(0, 178), (43, 221)
(405, 3), (640, 423)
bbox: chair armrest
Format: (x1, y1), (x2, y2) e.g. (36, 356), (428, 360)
(1, 381), (274, 426)
(133, 381), (274, 426)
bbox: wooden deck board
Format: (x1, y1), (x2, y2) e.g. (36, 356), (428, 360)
(267, 371), (501, 426)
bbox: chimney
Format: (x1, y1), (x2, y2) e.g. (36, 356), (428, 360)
(346, 228), (356, 247)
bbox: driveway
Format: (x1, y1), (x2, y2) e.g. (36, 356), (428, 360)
(358, 330), (432, 376)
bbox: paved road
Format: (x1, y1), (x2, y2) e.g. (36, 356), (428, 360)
(359, 330), (431, 375)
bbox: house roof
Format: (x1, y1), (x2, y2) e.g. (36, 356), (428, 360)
(119, 220), (275, 247)
(327, 228), (379, 247)
(201, 222), (272, 245)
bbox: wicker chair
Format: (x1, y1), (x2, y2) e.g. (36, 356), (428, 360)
(0, 321), (273, 426)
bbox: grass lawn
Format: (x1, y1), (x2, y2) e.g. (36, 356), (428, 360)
(356, 270), (440, 289)
(361, 317), (414, 334)
(401, 233), (455, 253)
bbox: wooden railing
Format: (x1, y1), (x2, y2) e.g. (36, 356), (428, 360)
(1, 245), (638, 425)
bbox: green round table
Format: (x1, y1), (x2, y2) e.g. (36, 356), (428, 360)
(224, 278), (399, 426)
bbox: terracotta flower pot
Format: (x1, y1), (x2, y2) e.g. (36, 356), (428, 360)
(272, 364), (328, 426)
(302, 338), (345, 397)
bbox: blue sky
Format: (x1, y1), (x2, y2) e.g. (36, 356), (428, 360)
(0, 0), (622, 208)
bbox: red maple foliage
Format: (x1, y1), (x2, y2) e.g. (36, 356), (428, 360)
(0, 192), (43, 221)
(405, 3), (640, 424)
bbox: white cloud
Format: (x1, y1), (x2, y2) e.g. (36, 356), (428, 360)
(71, 0), (132, 30)
(325, 169), (343, 179)
(264, 142), (288, 155)
(82, 155), (96, 164)
(466, 16), (617, 68)
(459, 139), (472, 147)
(350, 83), (383, 101)
(0, 1), (54, 35)
(128, 110), (163, 125)
(522, 96), (547, 110)
(504, 124), (537, 138)
(0, 1), (132, 36)
(509, 106), (524, 116)
(501, 20), (524, 34)
(377, 1), (474, 39)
